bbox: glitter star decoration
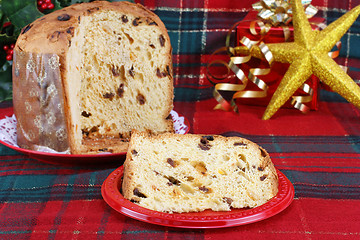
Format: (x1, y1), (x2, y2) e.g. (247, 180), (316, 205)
(243, 0), (360, 120)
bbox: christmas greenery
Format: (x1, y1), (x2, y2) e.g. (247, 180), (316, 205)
(0, 0), (133, 102)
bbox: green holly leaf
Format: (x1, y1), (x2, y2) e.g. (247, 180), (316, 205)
(53, 0), (64, 10)
(0, 60), (13, 102)
(1, 0), (44, 32)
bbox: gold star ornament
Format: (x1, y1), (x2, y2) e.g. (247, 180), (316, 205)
(240, 0), (360, 120)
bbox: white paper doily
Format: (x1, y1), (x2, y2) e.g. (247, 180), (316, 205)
(0, 114), (17, 146)
(0, 110), (189, 154)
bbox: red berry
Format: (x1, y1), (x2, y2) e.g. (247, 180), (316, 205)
(6, 55), (12, 61)
(41, 3), (47, 10)
(47, 3), (55, 9)
(45, 0), (52, 3)
(8, 50), (14, 56)
(38, 0), (44, 5)
(10, 44), (15, 49)
(3, 22), (11, 28)
(3, 45), (9, 51)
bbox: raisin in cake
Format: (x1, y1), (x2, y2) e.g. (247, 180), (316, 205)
(122, 132), (279, 213)
(12, 1), (174, 154)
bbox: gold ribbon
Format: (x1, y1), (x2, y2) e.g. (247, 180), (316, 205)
(206, 1), (344, 114)
(249, 19), (291, 42)
(252, 0), (318, 26)
(206, 0), (349, 114)
(251, 1), (318, 43)
(207, 21), (274, 112)
(206, 19), (317, 113)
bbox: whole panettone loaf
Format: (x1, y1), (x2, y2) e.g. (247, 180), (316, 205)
(12, 1), (174, 154)
(122, 132), (279, 213)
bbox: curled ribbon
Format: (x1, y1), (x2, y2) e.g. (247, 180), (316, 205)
(206, 20), (316, 113)
(206, 0), (343, 115)
(207, 21), (273, 112)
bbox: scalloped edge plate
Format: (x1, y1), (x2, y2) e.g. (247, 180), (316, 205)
(101, 166), (294, 228)
(0, 107), (190, 166)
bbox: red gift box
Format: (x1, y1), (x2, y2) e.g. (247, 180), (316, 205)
(234, 12), (325, 110)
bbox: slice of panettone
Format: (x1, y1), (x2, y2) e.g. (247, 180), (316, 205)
(122, 131), (278, 213)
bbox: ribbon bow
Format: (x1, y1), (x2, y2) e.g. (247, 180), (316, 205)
(252, 0), (318, 26)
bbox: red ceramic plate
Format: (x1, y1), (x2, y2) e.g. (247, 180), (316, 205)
(0, 107), (190, 166)
(101, 166), (295, 228)
(0, 139), (125, 166)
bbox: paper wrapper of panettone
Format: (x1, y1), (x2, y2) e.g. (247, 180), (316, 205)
(12, 51), (70, 152)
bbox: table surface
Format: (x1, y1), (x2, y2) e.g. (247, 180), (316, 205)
(1, 0), (360, 239)
(0, 99), (359, 239)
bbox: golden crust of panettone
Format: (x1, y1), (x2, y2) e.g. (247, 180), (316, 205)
(16, 1), (170, 55)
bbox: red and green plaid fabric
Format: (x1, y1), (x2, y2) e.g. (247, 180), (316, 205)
(137, 0), (360, 102)
(0, 0), (360, 239)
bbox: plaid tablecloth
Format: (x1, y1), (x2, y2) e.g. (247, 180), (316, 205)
(0, 0), (360, 239)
